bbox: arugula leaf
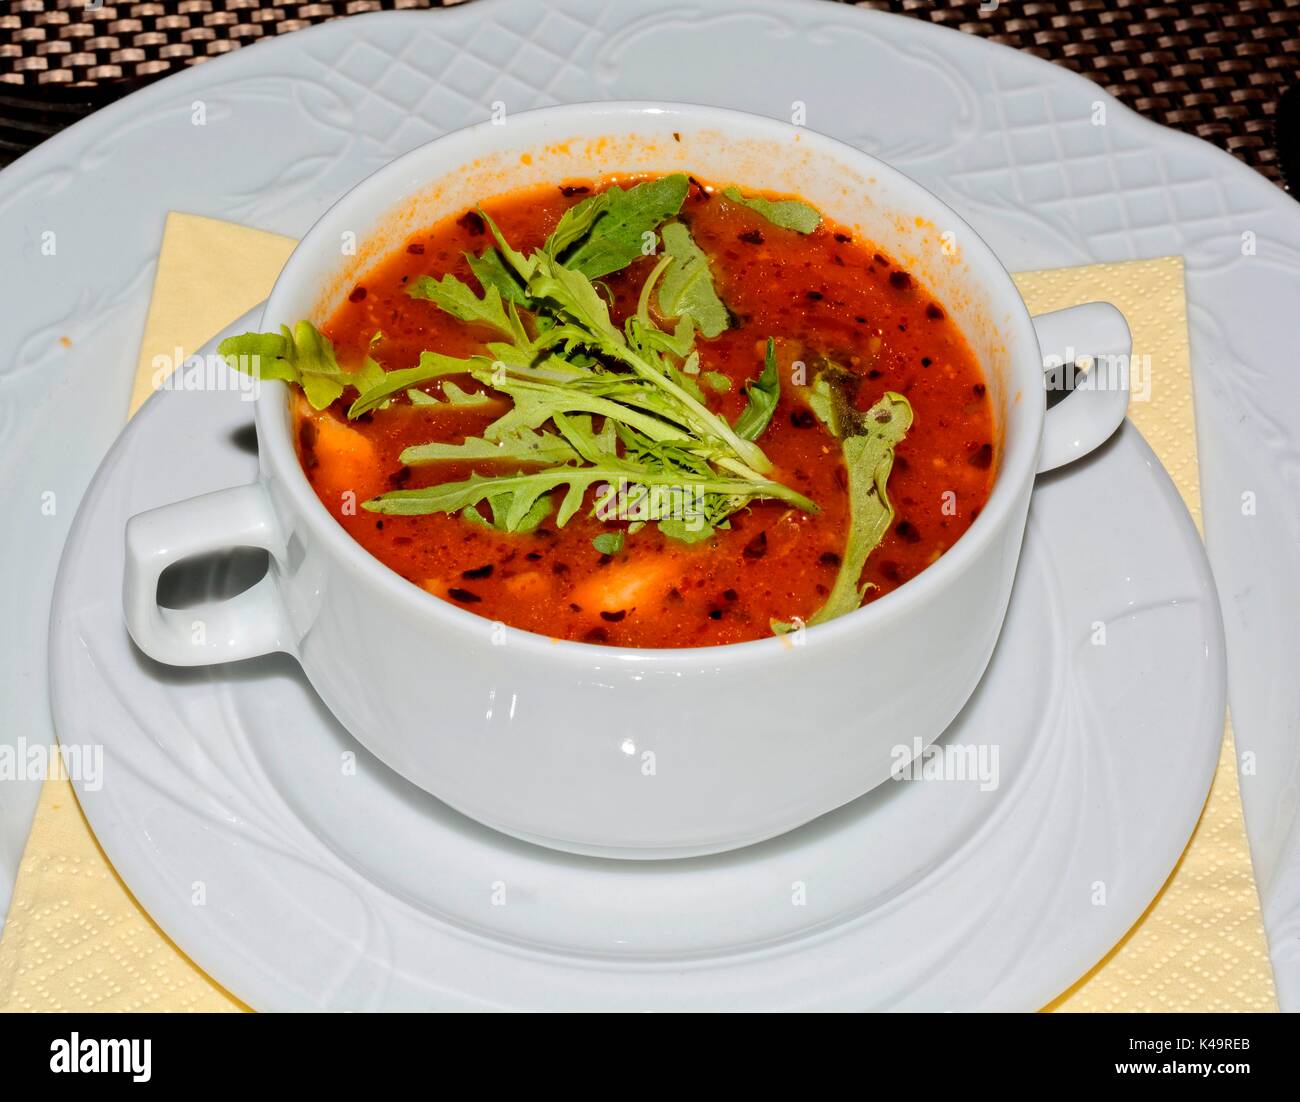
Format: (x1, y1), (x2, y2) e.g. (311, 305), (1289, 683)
(658, 517), (716, 544)
(407, 273), (519, 340)
(592, 531), (625, 556)
(733, 338), (781, 441)
(218, 321), (368, 411)
(553, 174), (689, 278)
(809, 392), (913, 625)
(722, 187), (822, 235)
(544, 191), (611, 258)
(353, 355), (387, 396)
(528, 252), (623, 340)
(464, 495), (553, 534)
(480, 374), (694, 447)
(348, 350), (484, 417)
(478, 208), (537, 283)
(401, 425), (578, 466)
(526, 251), (773, 476)
(363, 461), (816, 525)
(657, 221), (730, 338)
(440, 381), (494, 407)
(465, 247), (532, 306)
(551, 412), (618, 464)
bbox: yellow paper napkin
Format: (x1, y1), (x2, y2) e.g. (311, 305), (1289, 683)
(0, 218), (1276, 1012)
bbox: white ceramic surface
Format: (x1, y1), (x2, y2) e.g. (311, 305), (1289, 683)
(3, 0), (1293, 1002)
(122, 102), (1130, 858)
(51, 338), (1222, 1009)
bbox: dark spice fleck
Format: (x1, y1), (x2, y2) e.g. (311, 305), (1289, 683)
(348, 285), (367, 303)
(895, 519), (921, 543)
(457, 210), (485, 236)
(722, 589), (738, 602)
(389, 465), (412, 487)
(448, 588), (481, 603)
(297, 420), (318, 470)
(921, 357), (932, 367)
(551, 561), (569, 575)
(600, 610), (627, 622)
(973, 383), (986, 397)
(834, 232), (852, 243)
(806, 290), (823, 301)
(819, 551), (841, 567)
(969, 443), (994, 469)
(584, 626), (609, 643)
(873, 252), (889, 266)
(790, 408), (816, 428)
(525, 551), (542, 561)
(375, 520), (383, 530)
(854, 315), (867, 324)
(708, 609), (723, 620)
(666, 587), (684, 603)
(738, 229), (764, 245)
(406, 243), (425, 255)
(925, 303), (944, 320)
(462, 564), (494, 580)
(560, 184), (590, 196)
(743, 531), (768, 560)
(880, 561), (903, 584)
(866, 368), (882, 380)
(889, 270), (913, 291)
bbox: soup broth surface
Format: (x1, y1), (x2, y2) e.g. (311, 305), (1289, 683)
(296, 175), (995, 647)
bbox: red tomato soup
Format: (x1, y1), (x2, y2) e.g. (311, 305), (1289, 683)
(293, 175), (995, 647)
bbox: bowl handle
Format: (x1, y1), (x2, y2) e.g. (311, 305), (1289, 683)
(1031, 302), (1132, 473)
(123, 483), (294, 666)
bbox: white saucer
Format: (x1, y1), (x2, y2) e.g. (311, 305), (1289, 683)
(6, 0), (1296, 1000)
(48, 318), (1224, 1010)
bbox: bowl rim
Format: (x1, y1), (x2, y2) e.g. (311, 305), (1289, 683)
(257, 99), (1042, 666)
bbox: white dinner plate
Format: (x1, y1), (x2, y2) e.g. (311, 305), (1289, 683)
(46, 317), (1222, 1010)
(5, 0), (1296, 1005)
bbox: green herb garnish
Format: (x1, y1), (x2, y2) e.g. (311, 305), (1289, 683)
(733, 338), (781, 442)
(703, 371), (731, 393)
(406, 273), (523, 341)
(547, 174), (690, 278)
(592, 531), (625, 556)
(466, 246), (533, 306)
(657, 221), (730, 338)
(222, 178), (835, 566)
(722, 187), (822, 235)
(218, 321), (381, 410)
(804, 385), (912, 625)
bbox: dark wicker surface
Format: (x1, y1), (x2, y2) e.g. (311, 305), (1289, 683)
(0, 0), (1296, 187)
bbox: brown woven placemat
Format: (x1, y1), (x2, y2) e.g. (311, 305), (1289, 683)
(1, 0), (1297, 187)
